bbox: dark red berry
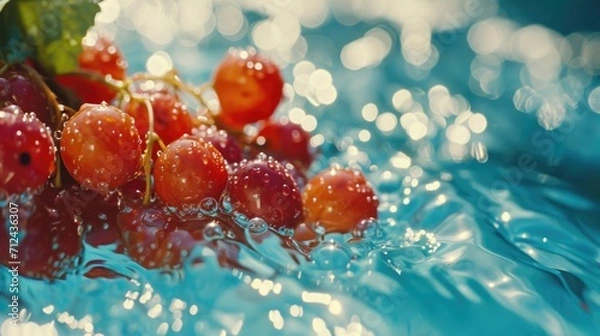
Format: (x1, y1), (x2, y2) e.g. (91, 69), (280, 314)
(192, 125), (244, 164)
(0, 105), (55, 195)
(226, 154), (303, 231)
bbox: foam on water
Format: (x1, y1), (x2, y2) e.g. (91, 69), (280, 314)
(2, 0), (600, 335)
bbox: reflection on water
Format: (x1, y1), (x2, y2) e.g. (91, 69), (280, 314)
(2, 0), (600, 335)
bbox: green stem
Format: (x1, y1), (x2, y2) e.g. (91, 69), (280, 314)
(131, 72), (217, 119)
(0, 63), (8, 76)
(133, 95), (164, 205)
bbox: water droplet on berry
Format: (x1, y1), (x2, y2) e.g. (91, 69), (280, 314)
(262, 173), (270, 183)
(141, 208), (165, 227)
(257, 152), (268, 161)
(97, 212), (108, 221)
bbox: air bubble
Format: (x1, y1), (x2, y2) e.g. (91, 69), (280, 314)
(352, 218), (386, 240)
(277, 226), (294, 237)
(247, 217), (268, 234)
(310, 241), (352, 270)
(256, 152), (268, 161)
(312, 223), (327, 236)
(221, 195), (234, 213)
(232, 211), (250, 228)
(203, 221), (224, 240)
(199, 197), (218, 216)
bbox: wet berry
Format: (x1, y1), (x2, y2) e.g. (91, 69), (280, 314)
(60, 103), (143, 195)
(153, 136), (228, 210)
(303, 166), (379, 233)
(124, 89), (193, 157)
(0, 65), (53, 125)
(255, 119), (313, 168)
(213, 48), (284, 128)
(192, 125), (244, 164)
(0, 105), (55, 195)
(226, 155), (303, 231)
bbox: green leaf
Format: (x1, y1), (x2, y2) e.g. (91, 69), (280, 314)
(0, 0), (101, 74)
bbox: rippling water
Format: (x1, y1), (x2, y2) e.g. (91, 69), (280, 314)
(2, 0), (600, 335)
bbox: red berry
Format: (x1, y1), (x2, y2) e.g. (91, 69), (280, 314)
(226, 155), (303, 231)
(0, 105), (55, 195)
(56, 34), (127, 104)
(60, 103), (143, 195)
(213, 48), (284, 128)
(0, 65), (53, 125)
(124, 89), (193, 157)
(0, 188), (83, 279)
(303, 166), (378, 233)
(255, 119), (313, 168)
(192, 125), (243, 164)
(153, 136), (228, 210)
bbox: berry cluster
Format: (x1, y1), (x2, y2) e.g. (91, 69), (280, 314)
(0, 35), (379, 278)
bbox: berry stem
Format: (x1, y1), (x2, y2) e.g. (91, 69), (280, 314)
(59, 104), (77, 118)
(133, 95), (160, 205)
(130, 72), (217, 122)
(0, 63), (8, 76)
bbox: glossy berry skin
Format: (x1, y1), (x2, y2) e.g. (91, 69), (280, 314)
(0, 188), (83, 279)
(0, 105), (55, 195)
(60, 103), (143, 195)
(226, 155), (303, 231)
(303, 167), (378, 233)
(255, 119), (313, 168)
(192, 125), (243, 164)
(124, 89), (193, 157)
(213, 48), (284, 128)
(153, 136), (228, 210)
(280, 160), (307, 189)
(56, 35), (127, 104)
(0, 66), (52, 125)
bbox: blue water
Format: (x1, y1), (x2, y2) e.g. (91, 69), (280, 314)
(2, 1), (600, 335)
